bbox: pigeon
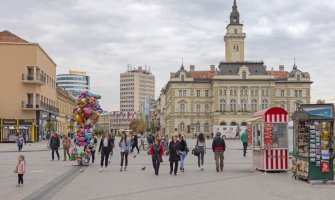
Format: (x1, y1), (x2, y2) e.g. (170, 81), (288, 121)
(141, 166), (146, 171)
(133, 155), (137, 158)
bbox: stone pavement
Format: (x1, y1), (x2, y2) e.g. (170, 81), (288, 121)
(0, 140), (50, 152)
(1, 139), (335, 200)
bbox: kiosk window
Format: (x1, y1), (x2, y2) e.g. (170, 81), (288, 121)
(272, 124), (288, 148)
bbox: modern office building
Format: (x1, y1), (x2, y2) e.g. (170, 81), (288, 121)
(120, 66), (155, 112)
(0, 30), (58, 142)
(57, 70), (90, 97)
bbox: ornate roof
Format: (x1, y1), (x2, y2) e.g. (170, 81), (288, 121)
(218, 62), (266, 75)
(174, 64), (190, 77)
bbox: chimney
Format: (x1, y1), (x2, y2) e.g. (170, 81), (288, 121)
(210, 65), (215, 72)
(190, 65), (195, 72)
(279, 65), (284, 71)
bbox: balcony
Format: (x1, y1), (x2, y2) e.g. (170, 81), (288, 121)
(22, 73), (46, 85)
(22, 101), (59, 113)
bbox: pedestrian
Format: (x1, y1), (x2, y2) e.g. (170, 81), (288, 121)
(16, 135), (24, 152)
(98, 133), (113, 172)
(119, 134), (132, 171)
(179, 135), (188, 172)
(88, 135), (98, 163)
(50, 133), (60, 161)
(240, 130), (248, 157)
(14, 155), (26, 187)
(131, 133), (139, 154)
(195, 133), (206, 171)
(169, 134), (180, 176)
(22, 132), (27, 145)
(62, 135), (71, 161)
(212, 132), (226, 172)
(147, 133), (154, 148)
(109, 133), (115, 162)
(150, 137), (163, 176)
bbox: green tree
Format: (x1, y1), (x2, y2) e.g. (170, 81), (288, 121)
(45, 121), (55, 132)
(129, 119), (146, 133)
(150, 121), (156, 133)
(94, 127), (104, 137)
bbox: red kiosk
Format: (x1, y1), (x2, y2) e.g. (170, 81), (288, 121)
(248, 107), (289, 172)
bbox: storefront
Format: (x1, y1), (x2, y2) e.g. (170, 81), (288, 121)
(292, 104), (334, 183)
(248, 107), (289, 172)
(0, 119), (36, 143)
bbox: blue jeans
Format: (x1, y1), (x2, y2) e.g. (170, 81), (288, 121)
(243, 142), (248, 156)
(179, 151), (186, 169)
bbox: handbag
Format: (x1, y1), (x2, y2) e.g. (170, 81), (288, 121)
(192, 148), (200, 156)
(159, 156), (163, 163)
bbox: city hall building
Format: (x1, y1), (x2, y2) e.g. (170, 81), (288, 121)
(158, 0), (312, 137)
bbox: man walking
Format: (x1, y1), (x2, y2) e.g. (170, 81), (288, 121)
(240, 131), (248, 157)
(131, 133), (139, 154)
(62, 135), (71, 161)
(50, 133), (60, 161)
(212, 132), (226, 172)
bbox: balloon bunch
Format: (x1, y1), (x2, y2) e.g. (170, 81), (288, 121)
(73, 91), (103, 147)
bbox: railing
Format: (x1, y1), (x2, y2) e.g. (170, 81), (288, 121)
(22, 73), (46, 83)
(22, 101), (59, 112)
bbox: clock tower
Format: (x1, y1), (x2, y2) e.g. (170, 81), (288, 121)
(224, 0), (246, 62)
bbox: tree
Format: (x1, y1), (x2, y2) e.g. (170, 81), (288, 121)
(45, 121), (55, 132)
(129, 119), (146, 133)
(94, 127), (104, 137)
(150, 121), (156, 133)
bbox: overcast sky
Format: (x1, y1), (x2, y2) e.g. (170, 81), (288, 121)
(1, 0), (335, 110)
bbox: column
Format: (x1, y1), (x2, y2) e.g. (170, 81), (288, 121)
(33, 93), (36, 108)
(33, 66), (37, 81)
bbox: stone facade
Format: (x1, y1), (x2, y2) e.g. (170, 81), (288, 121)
(158, 1), (312, 137)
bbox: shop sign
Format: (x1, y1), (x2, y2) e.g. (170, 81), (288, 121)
(264, 123), (273, 146)
(2, 119), (17, 125)
(321, 161), (330, 173)
(19, 119), (34, 125)
(302, 106), (333, 118)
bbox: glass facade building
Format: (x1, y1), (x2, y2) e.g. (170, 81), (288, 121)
(57, 72), (90, 97)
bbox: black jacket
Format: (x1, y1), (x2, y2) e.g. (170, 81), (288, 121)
(180, 140), (187, 151)
(169, 141), (180, 162)
(98, 138), (113, 153)
(50, 135), (60, 149)
(212, 137), (226, 153)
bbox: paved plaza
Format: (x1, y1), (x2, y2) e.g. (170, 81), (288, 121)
(1, 139), (335, 200)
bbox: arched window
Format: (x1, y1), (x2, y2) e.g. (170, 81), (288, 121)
(196, 122), (200, 132)
(230, 121), (237, 126)
(230, 99), (237, 112)
(252, 99), (258, 112)
(241, 99), (247, 111)
(196, 104), (200, 113)
(220, 121), (227, 126)
(180, 104), (185, 113)
(242, 71), (246, 79)
(220, 99), (226, 112)
(180, 122), (185, 132)
(205, 104), (210, 113)
(262, 99), (268, 110)
(204, 122), (209, 132)
(241, 122), (248, 126)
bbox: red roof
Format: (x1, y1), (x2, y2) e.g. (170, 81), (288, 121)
(267, 71), (288, 79)
(190, 71), (215, 80)
(0, 30), (28, 43)
(253, 107), (288, 118)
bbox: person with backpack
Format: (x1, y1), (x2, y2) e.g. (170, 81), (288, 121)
(212, 132), (226, 172)
(195, 133), (206, 171)
(240, 131), (248, 157)
(179, 135), (188, 172)
(119, 134), (132, 171)
(150, 137), (164, 176)
(50, 133), (60, 161)
(98, 133), (113, 172)
(169, 134), (180, 176)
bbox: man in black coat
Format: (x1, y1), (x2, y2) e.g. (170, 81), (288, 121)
(131, 134), (139, 154)
(50, 133), (60, 161)
(212, 132), (226, 172)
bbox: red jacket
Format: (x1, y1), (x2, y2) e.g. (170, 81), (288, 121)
(150, 144), (163, 157)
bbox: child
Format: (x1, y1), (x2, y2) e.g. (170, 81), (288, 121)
(15, 155), (26, 187)
(291, 158), (297, 179)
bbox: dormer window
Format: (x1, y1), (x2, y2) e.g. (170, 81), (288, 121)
(297, 75), (300, 81)
(181, 75), (184, 81)
(242, 71), (246, 79)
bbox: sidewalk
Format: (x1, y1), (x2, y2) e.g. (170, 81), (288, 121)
(0, 141), (51, 152)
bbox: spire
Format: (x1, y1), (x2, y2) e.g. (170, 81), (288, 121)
(293, 58), (297, 69)
(181, 57), (184, 69)
(230, 0), (240, 24)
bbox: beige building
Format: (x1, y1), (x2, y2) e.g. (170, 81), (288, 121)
(0, 30), (58, 142)
(159, 0), (312, 137)
(56, 87), (76, 135)
(120, 66), (155, 112)
(98, 111), (138, 134)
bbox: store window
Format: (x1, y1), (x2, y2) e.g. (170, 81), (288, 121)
(272, 123), (288, 148)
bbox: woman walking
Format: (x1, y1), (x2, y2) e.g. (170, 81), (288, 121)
(150, 137), (163, 176)
(119, 134), (131, 171)
(169, 134), (180, 176)
(179, 135), (188, 172)
(88, 135), (98, 163)
(62, 135), (71, 161)
(50, 133), (60, 161)
(15, 155), (26, 187)
(98, 133), (113, 172)
(196, 133), (206, 171)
